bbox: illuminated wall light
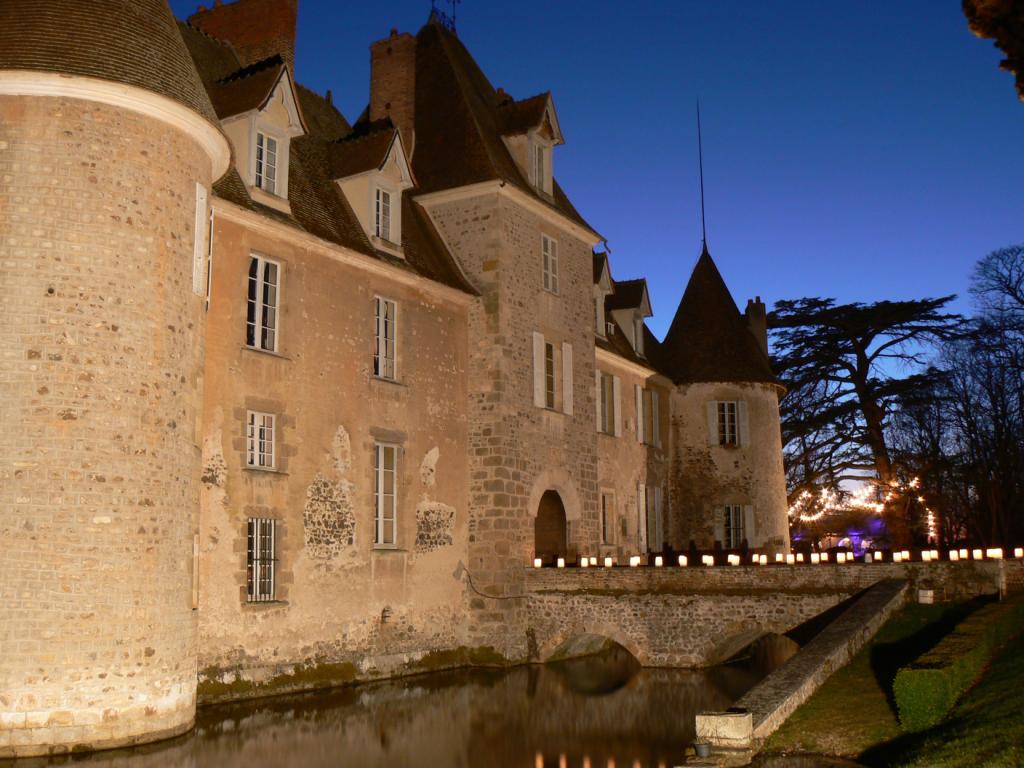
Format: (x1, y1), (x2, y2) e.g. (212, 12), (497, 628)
(796, 553), (805, 563)
(678, 555), (688, 566)
(921, 551), (931, 562)
(973, 549), (984, 561)
(959, 548), (969, 559)
(820, 552), (829, 562)
(759, 554), (768, 565)
(702, 555), (714, 567)
(533, 558), (542, 568)
(950, 550), (960, 561)
(874, 551), (884, 562)
(893, 552), (902, 563)
(580, 558), (589, 568)
(728, 554), (740, 566)
(629, 555), (641, 567)
(604, 557), (613, 568)
(751, 554), (760, 564)
(987, 548), (1004, 559)
(557, 557), (565, 568)
(560, 754), (567, 768)
(786, 554), (796, 565)
(837, 552), (846, 564)
(811, 553), (820, 564)
(1015, 548), (1023, 559)
(590, 556), (598, 566)
(654, 555), (664, 567)
(901, 550), (911, 561)
(775, 553), (784, 563)
(535, 753), (543, 768)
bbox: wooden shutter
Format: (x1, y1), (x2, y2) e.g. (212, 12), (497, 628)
(532, 332), (545, 408)
(707, 402), (719, 447)
(654, 487), (664, 550)
(652, 390), (661, 448)
(192, 183), (208, 296)
(595, 370), (602, 430)
(713, 506), (725, 547)
(743, 505), (755, 547)
(637, 484), (647, 552)
(562, 341), (573, 415)
(612, 376), (622, 436)
(738, 400), (750, 448)
(635, 384), (644, 443)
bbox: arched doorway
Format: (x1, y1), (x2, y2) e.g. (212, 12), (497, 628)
(535, 490), (567, 563)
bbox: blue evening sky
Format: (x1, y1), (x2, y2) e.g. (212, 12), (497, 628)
(171, 0), (1024, 338)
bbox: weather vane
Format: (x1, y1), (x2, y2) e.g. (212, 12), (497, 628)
(430, 0), (460, 32)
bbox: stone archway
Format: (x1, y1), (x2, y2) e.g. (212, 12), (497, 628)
(535, 490), (567, 563)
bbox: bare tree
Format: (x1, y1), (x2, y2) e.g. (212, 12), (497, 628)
(770, 297), (963, 546)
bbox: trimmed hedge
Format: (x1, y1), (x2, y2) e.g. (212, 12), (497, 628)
(893, 596), (1024, 731)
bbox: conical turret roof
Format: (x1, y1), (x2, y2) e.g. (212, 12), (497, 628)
(662, 246), (777, 385)
(0, 0), (219, 125)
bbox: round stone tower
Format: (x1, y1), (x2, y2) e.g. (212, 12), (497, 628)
(0, 0), (229, 757)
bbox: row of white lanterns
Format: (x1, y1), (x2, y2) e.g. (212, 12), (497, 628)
(533, 546), (1024, 569)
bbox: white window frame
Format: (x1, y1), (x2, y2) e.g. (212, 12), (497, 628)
(375, 187), (393, 243)
(542, 235), (559, 294)
(724, 504), (745, 549)
(373, 296), (398, 381)
(246, 411), (276, 470)
(255, 131), (279, 195)
(718, 400), (738, 447)
(374, 443), (398, 548)
(246, 517), (277, 602)
(246, 253), (281, 353)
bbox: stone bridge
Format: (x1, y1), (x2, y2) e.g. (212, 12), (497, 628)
(524, 560), (1015, 667)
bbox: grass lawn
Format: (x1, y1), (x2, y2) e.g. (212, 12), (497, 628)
(763, 599), (982, 758)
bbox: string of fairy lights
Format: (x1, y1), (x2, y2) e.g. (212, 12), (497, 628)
(788, 476), (939, 541)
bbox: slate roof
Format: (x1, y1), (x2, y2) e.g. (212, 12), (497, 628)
(408, 21), (595, 235)
(0, 0), (219, 125)
(661, 247), (777, 385)
(208, 55), (287, 119)
(606, 279), (649, 312)
(496, 92), (553, 137)
(329, 123), (399, 180)
(181, 13), (473, 295)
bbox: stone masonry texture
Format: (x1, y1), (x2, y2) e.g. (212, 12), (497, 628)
(0, 95), (212, 757)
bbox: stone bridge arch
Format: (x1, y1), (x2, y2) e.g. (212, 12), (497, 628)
(540, 627), (646, 666)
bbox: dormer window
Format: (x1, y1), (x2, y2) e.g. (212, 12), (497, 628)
(333, 128), (414, 257)
(531, 137), (552, 195)
(375, 188), (393, 243)
(255, 132), (278, 195)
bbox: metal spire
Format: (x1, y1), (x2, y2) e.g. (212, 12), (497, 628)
(697, 99), (708, 253)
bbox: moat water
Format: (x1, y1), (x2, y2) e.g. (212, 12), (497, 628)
(15, 637), (797, 768)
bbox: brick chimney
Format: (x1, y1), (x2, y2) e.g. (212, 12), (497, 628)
(745, 297), (769, 357)
(370, 29), (417, 157)
(189, 0), (298, 73)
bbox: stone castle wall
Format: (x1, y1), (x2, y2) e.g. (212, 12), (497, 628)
(0, 95), (211, 757)
(670, 381), (790, 551)
(194, 209), (472, 699)
(425, 192), (600, 661)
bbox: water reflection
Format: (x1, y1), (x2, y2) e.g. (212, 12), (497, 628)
(13, 637), (797, 768)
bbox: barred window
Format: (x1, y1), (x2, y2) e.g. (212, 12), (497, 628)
(246, 254), (280, 352)
(723, 504), (745, 549)
(374, 297), (397, 380)
(246, 411), (275, 470)
(246, 517), (277, 602)
(374, 443), (398, 547)
(718, 401), (738, 447)
(255, 132), (278, 195)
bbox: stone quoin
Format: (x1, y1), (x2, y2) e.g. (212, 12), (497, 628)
(1, 0), (791, 756)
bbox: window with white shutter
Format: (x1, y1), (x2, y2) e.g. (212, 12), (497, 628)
(612, 376), (622, 437)
(561, 342), (573, 415)
(533, 332), (546, 408)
